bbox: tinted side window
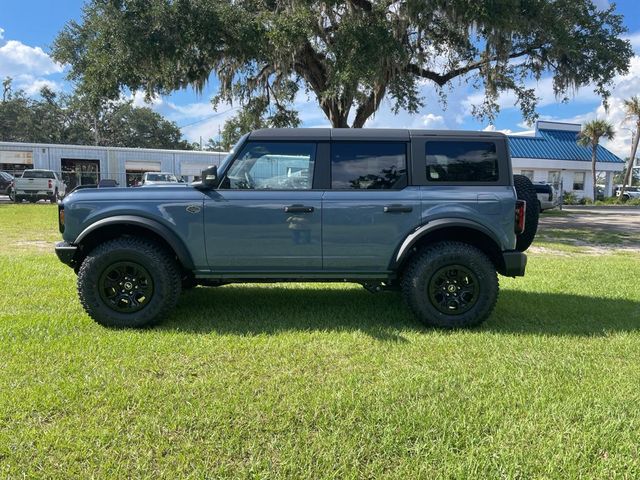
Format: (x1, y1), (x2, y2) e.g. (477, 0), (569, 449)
(426, 141), (498, 182)
(223, 142), (316, 190)
(331, 142), (407, 190)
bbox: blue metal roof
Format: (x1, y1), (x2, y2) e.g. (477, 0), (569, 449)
(508, 127), (623, 163)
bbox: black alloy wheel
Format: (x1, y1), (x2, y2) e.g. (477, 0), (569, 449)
(427, 265), (479, 315)
(98, 261), (154, 313)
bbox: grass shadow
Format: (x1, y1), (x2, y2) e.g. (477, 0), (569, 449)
(161, 285), (419, 341)
(159, 285), (640, 338)
(488, 289), (640, 336)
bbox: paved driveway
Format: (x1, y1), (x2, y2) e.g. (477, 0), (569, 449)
(538, 206), (640, 248)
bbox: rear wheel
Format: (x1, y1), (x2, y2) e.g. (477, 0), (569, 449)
(513, 174), (539, 252)
(401, 241), (498, 329)
(77, 237), (181, 328)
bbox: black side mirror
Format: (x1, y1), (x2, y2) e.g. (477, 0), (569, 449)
(196, 165), (218, 190)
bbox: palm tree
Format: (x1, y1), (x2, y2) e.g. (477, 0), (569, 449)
(577, 119), (615, 201)
(620, 96), (640, 198)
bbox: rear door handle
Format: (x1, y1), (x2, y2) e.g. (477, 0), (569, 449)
(384, 204), (413, 213)
(284, 205), (315, 213)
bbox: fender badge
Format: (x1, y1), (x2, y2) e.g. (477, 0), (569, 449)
(186, 204), (201, 214)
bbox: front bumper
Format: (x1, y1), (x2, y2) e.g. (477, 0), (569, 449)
(501, 251), (527, 277)
(55, 241), (78, 268)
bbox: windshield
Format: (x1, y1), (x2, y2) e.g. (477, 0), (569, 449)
(22, 170), (54, 179)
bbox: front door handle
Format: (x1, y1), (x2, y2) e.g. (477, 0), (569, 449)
(383, 204), (413, 213)
(284, 205), (315, 213)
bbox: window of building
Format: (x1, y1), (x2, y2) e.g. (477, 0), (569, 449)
(573, 171), (585, 191)
(223, 142), (316, 190)
(426, 141), (498, 182)
(331, 142), (407, 190)
(547, 170), (561, 185)
(62, 158), (100, 190)
(0, 150), (33, 177)
(520, 170), (534, 180)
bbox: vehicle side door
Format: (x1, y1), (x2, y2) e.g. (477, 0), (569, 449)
(322, 141), (421, 272)
(203, 141), (324, 271)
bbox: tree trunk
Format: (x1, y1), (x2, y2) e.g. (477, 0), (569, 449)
(592, 145), (597, 202)
(620, 123), (639, 198)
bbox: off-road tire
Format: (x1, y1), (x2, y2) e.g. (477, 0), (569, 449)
(401, 241), (499, 329)
(513, 174), (539, 252)
(77, 237), (181, 328)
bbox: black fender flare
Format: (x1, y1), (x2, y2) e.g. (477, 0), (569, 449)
(390, 218), (502, 270)
(74, 215), (195, 270)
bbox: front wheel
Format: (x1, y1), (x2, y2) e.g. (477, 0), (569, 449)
(77, 237), (181, 328)
(401, 242), (498, 329)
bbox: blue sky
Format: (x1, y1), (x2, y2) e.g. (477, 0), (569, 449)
(1, 0), (639, 155)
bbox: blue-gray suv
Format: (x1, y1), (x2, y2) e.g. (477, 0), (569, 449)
(55, 129), (538, 329)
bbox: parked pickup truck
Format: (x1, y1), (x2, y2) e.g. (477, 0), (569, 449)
(14, 169), (66, 203)
(55, 128), (538, 329)
(616, 187), (640, 201)
(533, 182), (559, 211)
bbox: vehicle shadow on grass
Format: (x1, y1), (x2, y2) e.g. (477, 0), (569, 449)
(160, 285), (640, 338)
(161, 286), (419, 341)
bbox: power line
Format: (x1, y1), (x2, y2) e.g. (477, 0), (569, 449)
(178, 108), (238, 128)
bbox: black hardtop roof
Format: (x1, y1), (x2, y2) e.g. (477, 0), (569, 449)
(248, 128), (507, 141)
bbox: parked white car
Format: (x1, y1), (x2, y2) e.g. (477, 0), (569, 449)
(616, 187), (640, 201)
(140, 172), (182, 186)
(14, 169), (66, 203)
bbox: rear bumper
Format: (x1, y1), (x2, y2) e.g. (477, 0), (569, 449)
(501, 251), (527, 277)
(55, 241), (78, 268)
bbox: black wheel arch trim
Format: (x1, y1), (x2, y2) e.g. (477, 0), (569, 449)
(390, 218), (503, 270)
(73, 215), (195, 270)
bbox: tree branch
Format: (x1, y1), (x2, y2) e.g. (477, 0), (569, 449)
(406, 47), (539, 86)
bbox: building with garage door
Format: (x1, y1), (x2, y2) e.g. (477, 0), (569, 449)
(0, 142), (227, 190)
(508, 121), (625, 199)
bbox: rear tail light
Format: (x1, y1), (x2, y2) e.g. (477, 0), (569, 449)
(515, 200), (526, 234)
(48, 179), (53, 189)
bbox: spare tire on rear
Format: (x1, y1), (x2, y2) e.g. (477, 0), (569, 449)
(513, 174), (539, 252)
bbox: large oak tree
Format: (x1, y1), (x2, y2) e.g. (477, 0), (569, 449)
(53, 0), (633, 129)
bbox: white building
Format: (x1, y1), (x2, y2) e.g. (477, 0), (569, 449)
(0, 142), (226, 190)
(508, 121), (625, 199)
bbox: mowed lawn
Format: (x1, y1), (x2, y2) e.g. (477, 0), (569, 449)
(1, 204), (640, 478)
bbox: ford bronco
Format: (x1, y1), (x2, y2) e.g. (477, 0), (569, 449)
(55, 129), (538, 329)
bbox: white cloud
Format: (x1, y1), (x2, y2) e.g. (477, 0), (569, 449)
(420, 113), (447, 129)
(128, 90), (164, 109)
(181, 108), (238, 143)
(624, 32), (640, 52)
(482, 124), (513, 134)
(0, 40), (63, 78)
(20, 77), (63, 95)
(534, 55), (640, 158)
(166, 100), (214, 120)
(0, 28), (4, 40)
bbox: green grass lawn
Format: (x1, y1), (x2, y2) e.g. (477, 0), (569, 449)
(1, 204), (640, 478)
